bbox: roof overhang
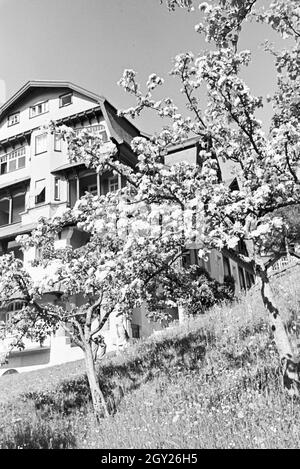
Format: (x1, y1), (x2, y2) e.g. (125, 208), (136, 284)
(54, 105), (103, 127)
(51, 161), (86, 176)
(0, 80), (106, 119)
(0, 80), (141, 162)
(0, 129), (32, 148)
(0, 221), (36, 241)
(166, 136), (200, 154)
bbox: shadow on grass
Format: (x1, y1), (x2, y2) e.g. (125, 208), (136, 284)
(22, 329), (211, 418)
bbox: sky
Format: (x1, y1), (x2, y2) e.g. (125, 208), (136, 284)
(0, 0), (291, 135)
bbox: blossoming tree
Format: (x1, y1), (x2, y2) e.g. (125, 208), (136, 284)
(108, 0), (299, 393)
(115, 0), (300, 392)
(0, 208), (139, 418)
(29, 0), (300, 395)
(0, 0), (299, 417)
(0, 147), (232, 419)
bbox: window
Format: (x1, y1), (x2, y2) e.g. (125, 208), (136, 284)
(35, 179), (46, 205)
(237, 240), (247, 255)
(0, 310), (11, 326)
(238, 267), (246, 290)
(0, 191), (26, 226)
(0, 197), (9, 226)
(59, 93), (72, 107)
(11, 193), (25, 223)
(88, 184), (98, 195)
(1, 301), (26, 325)
(0, 162), (7, 175)
(182, 250), (191, 268)
(131, 324), (140, 339)
(8, 112), (20, 127)
(6, 240), (24, 260)
(9, 159), (17, 172)
(0, 147), (26, 175)
(245, 271), (255, 289)
(30, 100), (48, 118)
(54, 133), (61, 152)
(54, 177), (60, 200)
(15, 150), (25, 169)
(229, 178), (239, 192)
(108, 176), (119, 193)
(35, 133), (47, 155)
(8, 301), (26, 312)
(68, 179), (77, 208)
(223, 255), (231, 277)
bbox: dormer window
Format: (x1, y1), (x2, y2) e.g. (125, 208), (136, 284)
(30, 100), (48, 118)
(7, 112), (20, 127)
(59, 93), (72, 108)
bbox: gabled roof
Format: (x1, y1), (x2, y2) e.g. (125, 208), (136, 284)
(0, 80), (105, 118)
(0, 80), (141, 146)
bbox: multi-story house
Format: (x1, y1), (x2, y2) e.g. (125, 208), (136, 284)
(0, 81), (255, 376)
(0, 80), (168, 375)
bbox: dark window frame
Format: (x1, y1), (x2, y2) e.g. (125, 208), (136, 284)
(35, 133), (48, 155)
(238, 266), (246, 290)
(59, 92), (73, 108)
(35, 179), (46, 205)
(0, 161), (7, 175)
(131, 324), (140, 339)
(223, 255), (231, 277)
(29, 100), (49, 119)
(7, 112), (20, 127)
(54, 177), (60, 201)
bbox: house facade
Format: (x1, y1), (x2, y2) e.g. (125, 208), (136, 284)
(0, 80), (167, 375)
(0, 81), (255, 376)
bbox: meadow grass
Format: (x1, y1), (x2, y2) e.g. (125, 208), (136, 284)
(0, 266), (300, 448)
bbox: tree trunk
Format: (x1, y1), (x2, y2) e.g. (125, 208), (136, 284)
(259, 269), (300, 397)
(84, 343), (110, 419)
(178, 301), (188, 323)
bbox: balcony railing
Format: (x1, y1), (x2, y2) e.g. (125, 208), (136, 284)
(74, 124), (108, 142)
(270, 255), (298, 273)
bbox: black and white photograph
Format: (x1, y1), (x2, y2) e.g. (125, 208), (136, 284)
(0, 0), (299, 453)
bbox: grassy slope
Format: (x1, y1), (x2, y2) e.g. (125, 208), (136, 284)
(0, 266), (300, 449)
